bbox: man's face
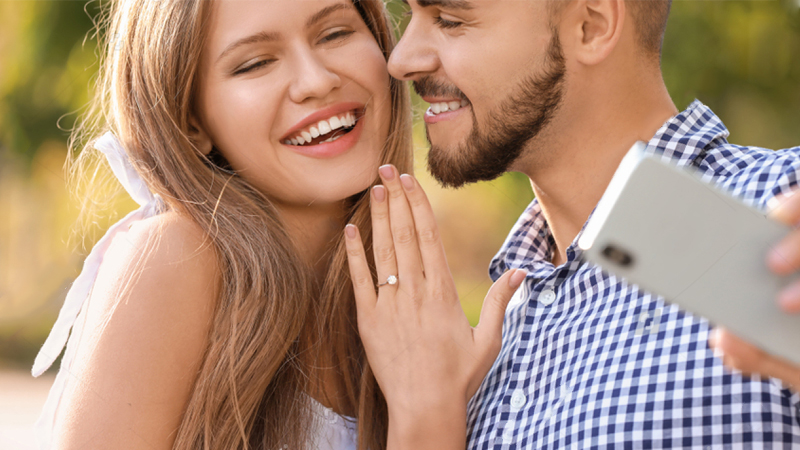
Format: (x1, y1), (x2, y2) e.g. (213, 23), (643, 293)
(389, 0), (566, 187)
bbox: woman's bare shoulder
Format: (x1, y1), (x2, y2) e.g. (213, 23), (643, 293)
(55, 211), (221, 449)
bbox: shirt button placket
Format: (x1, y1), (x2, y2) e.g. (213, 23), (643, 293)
(502, 425), (514, 443)
(510, 389), (527, 411)
(538, 288), (557, 306)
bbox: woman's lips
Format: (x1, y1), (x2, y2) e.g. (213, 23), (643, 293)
(282, 112), (365, 159)
(281, 102), (364, 142)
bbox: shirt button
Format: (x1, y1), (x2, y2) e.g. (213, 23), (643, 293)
(502, 426), (514, 441)
(539, 288), (556, 306)
(509, 389), (527, 411)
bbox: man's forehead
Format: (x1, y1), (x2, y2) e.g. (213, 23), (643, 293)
(401, 0), (476, 10)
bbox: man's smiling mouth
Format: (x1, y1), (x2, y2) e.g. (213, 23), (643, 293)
(428, 99), (470, 116)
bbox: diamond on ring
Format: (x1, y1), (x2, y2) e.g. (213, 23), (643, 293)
(378, 275), (398, 287)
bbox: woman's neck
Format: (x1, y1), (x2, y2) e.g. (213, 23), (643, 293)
(275, 200), (354, 416)
(276, 200), (347, 281)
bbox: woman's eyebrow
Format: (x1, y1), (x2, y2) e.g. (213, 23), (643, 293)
(217, 31), (281, 64)
(306, 2), (354, 29)
(216, 2), (355, 65)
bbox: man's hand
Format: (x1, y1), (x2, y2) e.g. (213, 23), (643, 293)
(709, 190), (800, 391)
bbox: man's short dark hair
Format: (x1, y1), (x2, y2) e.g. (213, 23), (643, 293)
(549, 0), (672, 59)
(627, 0), (672, 57)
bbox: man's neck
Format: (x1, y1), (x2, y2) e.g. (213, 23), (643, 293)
(517, 76), (678, 267)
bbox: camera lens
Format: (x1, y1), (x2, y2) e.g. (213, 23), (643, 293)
(601, 244), (634, 267)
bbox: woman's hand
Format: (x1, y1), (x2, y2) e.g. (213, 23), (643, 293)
(344, 165), (526, 449)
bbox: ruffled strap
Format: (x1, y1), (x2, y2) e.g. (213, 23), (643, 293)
(32, 132), (162, 377)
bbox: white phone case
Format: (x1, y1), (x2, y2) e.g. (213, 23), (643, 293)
(579, 142), (800, 365)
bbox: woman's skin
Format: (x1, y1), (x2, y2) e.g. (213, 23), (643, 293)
(54, 1), (394, 448)
(345, 168), (527, 450)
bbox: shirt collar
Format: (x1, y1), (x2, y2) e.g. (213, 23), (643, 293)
(489, 100), (730, 281)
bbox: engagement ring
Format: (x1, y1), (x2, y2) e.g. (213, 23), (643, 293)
(378, 275), (398, 287)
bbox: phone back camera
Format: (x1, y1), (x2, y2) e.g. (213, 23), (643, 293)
(601, 244), (634, 268)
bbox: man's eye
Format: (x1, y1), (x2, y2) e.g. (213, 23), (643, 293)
(320, 29), (354, 44)
(434, 16), (463, 29)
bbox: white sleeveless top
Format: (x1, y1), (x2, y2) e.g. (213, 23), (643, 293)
(31, 132), (358, 450)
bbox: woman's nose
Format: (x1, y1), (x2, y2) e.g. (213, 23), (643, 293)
(288, 49), (342, 104)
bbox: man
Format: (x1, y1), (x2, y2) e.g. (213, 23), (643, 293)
(388, 0), (800, 447)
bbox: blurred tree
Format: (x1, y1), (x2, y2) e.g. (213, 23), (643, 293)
(663, 1), (800, 149)
(0, 0), (98, 167)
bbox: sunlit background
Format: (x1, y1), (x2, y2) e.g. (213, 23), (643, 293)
(2, 1), (800, 447)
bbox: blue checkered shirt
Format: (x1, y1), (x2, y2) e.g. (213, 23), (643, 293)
(467, 100), (800, 449)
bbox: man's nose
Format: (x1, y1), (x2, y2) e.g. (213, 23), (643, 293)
(388, 19), (439, 81)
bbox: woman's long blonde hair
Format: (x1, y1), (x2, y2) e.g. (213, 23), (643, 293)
(69, 1), (412, 448)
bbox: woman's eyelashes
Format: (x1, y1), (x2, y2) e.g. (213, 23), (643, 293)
(233, 29), (355, 76)
(319, 28), (355, 44)
(234, 58), (277, 75)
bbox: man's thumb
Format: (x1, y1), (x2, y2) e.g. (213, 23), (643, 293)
(475, 269), (527, 346)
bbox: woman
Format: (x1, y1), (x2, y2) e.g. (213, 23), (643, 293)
(32, 0), (412, 448)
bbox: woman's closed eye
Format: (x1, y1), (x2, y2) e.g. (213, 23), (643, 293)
(234, 58), (277, 75)
(318, 28), (355, 45)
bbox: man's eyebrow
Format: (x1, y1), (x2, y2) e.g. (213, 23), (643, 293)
(216, 2), (354, 64)
(401, 0), (475, 9)
(217, 31), (281, 63)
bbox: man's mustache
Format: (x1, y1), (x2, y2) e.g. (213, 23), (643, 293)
(413, 76), (469, 102)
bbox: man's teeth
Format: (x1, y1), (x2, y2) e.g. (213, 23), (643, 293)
(429, 100), (470, 115)
(284, 112), (357, 146)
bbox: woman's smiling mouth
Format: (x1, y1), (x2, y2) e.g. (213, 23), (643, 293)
(281, 102), (367, 159)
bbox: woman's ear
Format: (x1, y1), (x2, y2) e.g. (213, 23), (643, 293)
(567, 0), (625, 66)
(188, 114), (214, 156)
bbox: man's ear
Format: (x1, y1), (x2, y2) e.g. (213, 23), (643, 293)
(188, 114), (214, 156)
(567, 0), (625, 66)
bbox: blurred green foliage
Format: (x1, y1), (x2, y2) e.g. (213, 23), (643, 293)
(0, 1), (99, 166)
(1, 0), (800, 368)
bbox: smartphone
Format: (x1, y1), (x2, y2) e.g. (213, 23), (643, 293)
(578, 142), (800, 365)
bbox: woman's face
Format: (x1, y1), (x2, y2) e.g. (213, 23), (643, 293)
(195, 0), (392, 207)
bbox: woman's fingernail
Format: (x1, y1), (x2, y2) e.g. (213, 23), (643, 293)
(509, 269), (527, 288)
(345, 224), (357, 239)
(379, 165), (395, 180)
(373, 185), (386, 202)
(400, 174), (415, 191)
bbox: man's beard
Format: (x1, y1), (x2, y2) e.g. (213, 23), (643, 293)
(416, 32), (566, 188)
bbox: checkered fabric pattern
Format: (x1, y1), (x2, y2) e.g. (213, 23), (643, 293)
(467, 100), (800, 450)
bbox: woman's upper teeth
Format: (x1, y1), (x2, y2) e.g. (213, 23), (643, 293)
(430, 100), (470, 115)
(286, 111), (357, 145)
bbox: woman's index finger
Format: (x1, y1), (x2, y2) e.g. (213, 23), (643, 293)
(344, 224), (378, 313)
